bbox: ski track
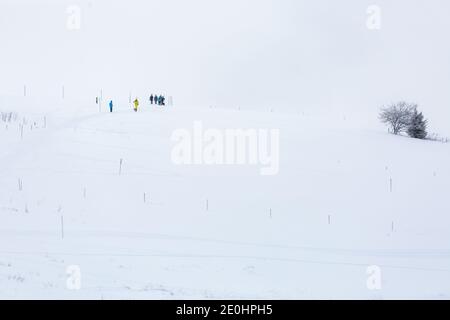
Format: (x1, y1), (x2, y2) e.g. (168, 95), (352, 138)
(1, 228), (450, 260)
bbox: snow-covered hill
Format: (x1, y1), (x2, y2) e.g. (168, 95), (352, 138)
(2, 0), (450, 300)
(1, 95), (449, 299)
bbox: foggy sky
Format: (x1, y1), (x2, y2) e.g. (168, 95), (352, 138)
(1, 0), (450, 121)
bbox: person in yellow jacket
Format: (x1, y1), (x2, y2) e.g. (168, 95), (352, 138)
(133, 98), (139, 112)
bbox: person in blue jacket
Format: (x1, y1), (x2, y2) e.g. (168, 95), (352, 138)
(109, 100), (113, 113)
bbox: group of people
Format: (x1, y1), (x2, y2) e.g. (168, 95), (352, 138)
(150, 94), (166, 106)
(97, 94), (168, 113)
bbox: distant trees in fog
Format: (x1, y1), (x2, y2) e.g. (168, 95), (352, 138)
(379, 101), (428, 140)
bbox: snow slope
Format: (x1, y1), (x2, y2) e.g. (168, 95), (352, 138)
(1, 95), (450, 299)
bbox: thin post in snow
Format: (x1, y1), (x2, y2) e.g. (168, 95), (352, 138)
(43, 116), (47, 128)
(83, 187), (86, 199)
(144, 193), (146, 203)
(389, 178), (393, 193)
(24, 85), (27, 97)
(62, 85), (65, 99)
(61, 215), (64, 240)
(99, 89), (103, 112)
(20, 124), (23, 139)
(391, 221), (395, 233)
(206, 199), (209, 211)
(328, 215), (331, 225)
(18, 178), (23, 191)
(269, 208), (272, 219)
(119, 158), (123, 175)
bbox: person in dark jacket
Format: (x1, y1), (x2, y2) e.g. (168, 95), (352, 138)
(109, 100), (113, 113)
(150, 95), (154, 105)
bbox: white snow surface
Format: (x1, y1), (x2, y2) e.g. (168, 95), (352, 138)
(1, 95), (450, 299)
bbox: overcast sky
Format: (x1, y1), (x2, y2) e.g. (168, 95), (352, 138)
(1, 0), (450, 120)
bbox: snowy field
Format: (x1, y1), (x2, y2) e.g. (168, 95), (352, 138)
(1, 95), (450, 299)
(2, 0), (450, 301)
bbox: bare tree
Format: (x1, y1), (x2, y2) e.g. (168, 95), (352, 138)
(379, 102), (416, 135)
